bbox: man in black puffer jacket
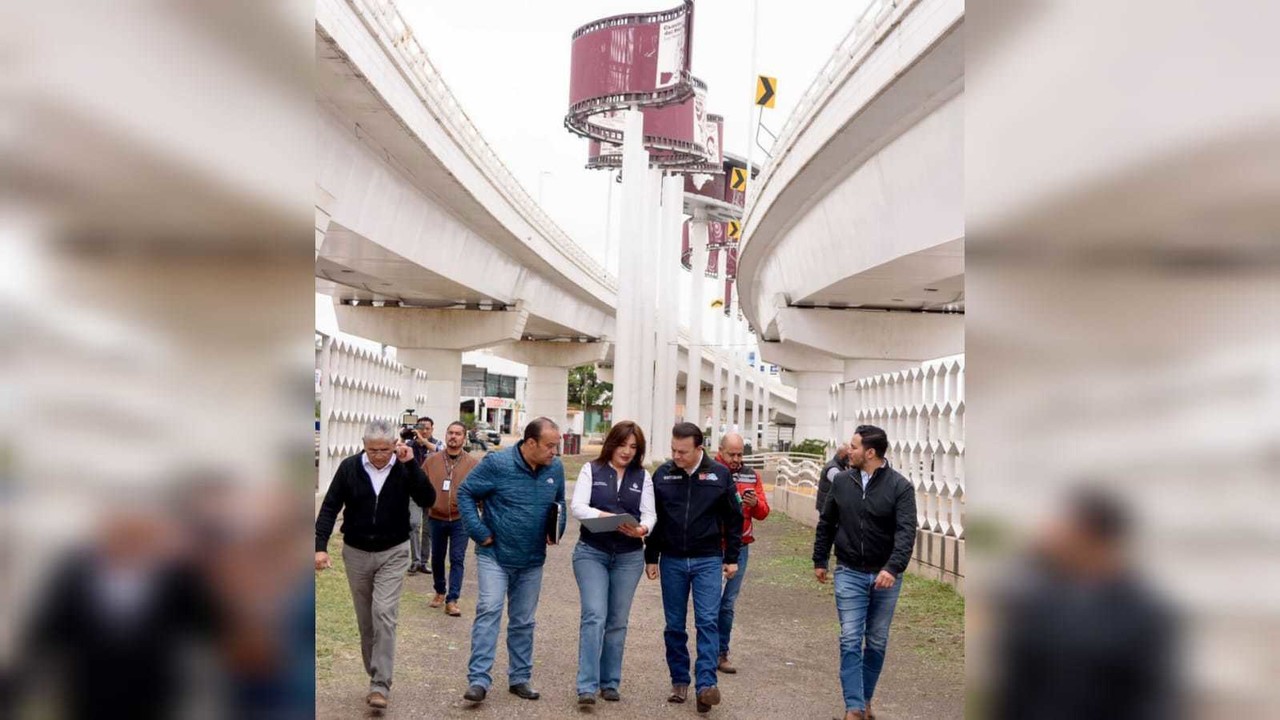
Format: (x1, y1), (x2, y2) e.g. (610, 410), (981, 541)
(812, 425), (916, 720)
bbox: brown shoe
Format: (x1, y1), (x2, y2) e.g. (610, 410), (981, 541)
(366, 691), (388, 709)
(866, 699), (876, 719)
(696, 686), (721, 713)
(843, 710), (867, 720)
(717, 653), (737, 674)
(445, 601), (461, 616)
(428, 593), (444, 608)
(667, 684), (688, 703)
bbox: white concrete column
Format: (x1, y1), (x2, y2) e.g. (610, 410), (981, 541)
(735, 367), (748, 433)
(398, 348), (463, 433)
(614, 107), (649, 430)
(684, 212), (708, 422)
(636, 167), (661, 443)
(761, 381), (772, 451)
(752, 380), (763, 451)
(786, 370), (843, 446)
(525, 365), (570, 430)
(653, 174), (683, 442)
(724, 318), (737, 435)
(709, 259), (725, 446)
(488, 341), (611, 434)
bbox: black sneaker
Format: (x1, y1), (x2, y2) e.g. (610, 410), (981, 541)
(463, 685), (486, 703)
(601, 688), (621, 702)
(577, 692), (596, 705)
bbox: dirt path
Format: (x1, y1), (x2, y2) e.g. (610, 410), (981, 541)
(316, 482), (964, 719)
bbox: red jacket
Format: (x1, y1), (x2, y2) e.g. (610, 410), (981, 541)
(716, 454), (770, 545)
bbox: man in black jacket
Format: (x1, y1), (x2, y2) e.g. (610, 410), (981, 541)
(816, 443), (850, 511)
(644, 422), (743, 714)
(812, 425), (916, 720)
(315, 419), (436, 711)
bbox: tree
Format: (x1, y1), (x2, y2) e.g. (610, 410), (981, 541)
(568, 364), (612, 414)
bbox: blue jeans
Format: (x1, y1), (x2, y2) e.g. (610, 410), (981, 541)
(717, 543), (750, 656)
(467, 553), (544, 689)
(833, 567), (903, 712)
(428, 517), (468, 602)
(659, 555), (723, 692)
(572, 543), (645, 694)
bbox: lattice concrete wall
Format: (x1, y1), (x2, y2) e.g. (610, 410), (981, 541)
(316, 335), (413, 495)
(833, 355), (966, 590)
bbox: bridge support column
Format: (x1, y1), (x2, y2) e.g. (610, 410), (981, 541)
(783, 370), (842, 448)
(761, 383), (771, 451)
(752, 382), (763, 451)
(683, 212), (709, 423)
(334, 303), (529, 429)
(489, 341), (610, 432)
(614, 107), (650, 437)
(397, 349), (462, 429)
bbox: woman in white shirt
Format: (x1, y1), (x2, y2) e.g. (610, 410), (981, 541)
(570, 420), (656, 705)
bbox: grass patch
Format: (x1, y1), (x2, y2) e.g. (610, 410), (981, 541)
(754, 511), (835, 596)
(895, 573), (965, 669)
(753, 512), (964, 670)
(314, 538), (358, 682)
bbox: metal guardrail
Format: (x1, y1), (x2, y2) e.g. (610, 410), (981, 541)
(347, 0), (618, 294)
(744, 0), (905, 226)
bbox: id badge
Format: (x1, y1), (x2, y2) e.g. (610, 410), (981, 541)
(442, 480), (451, 492)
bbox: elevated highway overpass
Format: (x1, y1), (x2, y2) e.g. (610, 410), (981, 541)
(314, 0), (795, 462)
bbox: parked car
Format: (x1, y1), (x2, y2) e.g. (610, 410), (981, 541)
(468, 421), (501, 450)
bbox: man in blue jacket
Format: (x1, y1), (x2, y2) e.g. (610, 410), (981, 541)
(457, 417), (567, 704)
(645, 422), (743, 714)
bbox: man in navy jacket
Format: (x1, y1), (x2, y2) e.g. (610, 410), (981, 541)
(644, 422), (742, 714)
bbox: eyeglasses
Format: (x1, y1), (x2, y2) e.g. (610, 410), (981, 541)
(366, 448), (395, 455)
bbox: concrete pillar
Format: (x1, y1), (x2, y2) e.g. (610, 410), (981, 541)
(785, 370), (842, 447)
(398, 348), (463, 432)
(525, 365), (570, 430)
(636, 167), (661, 442)
(333, 303), (531, 433)
(752, 381), (763, 451)
(710, 323), (724, 446)
(727, 324), (737, 430)
(487, 341), (611, 433)
(684, 212), (708, 423)
(614, 107), (648, 430)
(761, 381), (772, 451)
(653, 174), (683, 443)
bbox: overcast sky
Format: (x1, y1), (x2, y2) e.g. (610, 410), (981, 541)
(397, 0), (873, 271)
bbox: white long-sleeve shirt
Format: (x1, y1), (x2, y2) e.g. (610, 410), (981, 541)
(572, 462), (657, 532)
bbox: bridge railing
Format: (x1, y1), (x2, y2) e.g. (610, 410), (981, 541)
(746, 0), (905, 218)
(346, 0), (617, 293)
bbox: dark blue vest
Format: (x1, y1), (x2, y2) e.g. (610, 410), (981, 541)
(579, 461), (645, 555)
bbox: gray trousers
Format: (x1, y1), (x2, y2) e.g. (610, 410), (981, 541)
(342, 541), (412, 694)
(408, 503), (426, 568)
